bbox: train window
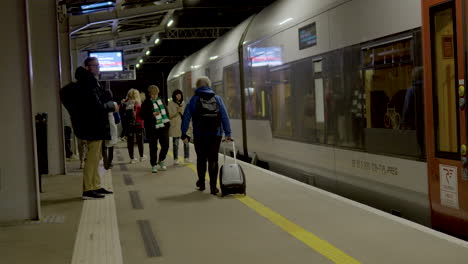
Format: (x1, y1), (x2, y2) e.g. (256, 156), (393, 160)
(431, 6), (459, 155)
(223, 64), (241, 119)
(212, 82), (224, 98)
(270, 67), (293, 138)
(362, 34), (425, 158)
(244, 65), (270, 120)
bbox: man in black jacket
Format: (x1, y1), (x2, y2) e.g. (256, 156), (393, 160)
(73, 57), (118, 199)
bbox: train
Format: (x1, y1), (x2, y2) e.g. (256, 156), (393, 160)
(167, 0), (468, 238)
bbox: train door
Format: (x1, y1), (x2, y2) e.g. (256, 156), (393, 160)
(422, 0), (468, 237)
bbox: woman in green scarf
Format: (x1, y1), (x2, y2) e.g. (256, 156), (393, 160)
(140, 85), (171, 173)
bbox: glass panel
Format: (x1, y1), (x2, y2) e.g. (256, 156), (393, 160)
(342, 46), (365, 148)
(364, 64), (412, 129)
(213, 82), (224, 98)
(431, 6), (458, 154)
(223, 64), (241, 119)
(271, 68), (293, 137)
(246, 66), (270, 119)
(361, 33), (425, 158)
(292, 59), (323, 143)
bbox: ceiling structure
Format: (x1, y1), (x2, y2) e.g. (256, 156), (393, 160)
(60, 0), (278, 68)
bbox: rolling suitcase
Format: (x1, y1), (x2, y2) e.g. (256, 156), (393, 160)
(219, 141), (246, 197)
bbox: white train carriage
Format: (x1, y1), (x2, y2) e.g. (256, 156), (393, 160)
(169, 0), (468, 238)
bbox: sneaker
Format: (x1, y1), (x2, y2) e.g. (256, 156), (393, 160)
(174, 159), (180, 166)
(95, 188), (113, 195)
(82, 190), (105, 200)
(151, 165), (158, 173)
(130, 158), (138, 164)
(139, 155), (147, 162)
(184, 158), (191, 164)
(159, 161), (167, 171)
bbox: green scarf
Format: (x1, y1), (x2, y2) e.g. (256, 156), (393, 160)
(152, 98), (170, 128)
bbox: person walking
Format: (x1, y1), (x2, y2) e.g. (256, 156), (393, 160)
(122, 88), (146, 164)
(167, 89), (190, 165)
(140, 85), (170, 173)
(181, 76), (232, 195)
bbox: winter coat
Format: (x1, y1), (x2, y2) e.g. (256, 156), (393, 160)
(71, 67), (116, 141)
(140, 96), (170, 131)
(181, 86), (231, 139)
(167, 100), (185, 137)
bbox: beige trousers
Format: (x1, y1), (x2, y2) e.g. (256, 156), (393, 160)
(83, 140), (102, 192)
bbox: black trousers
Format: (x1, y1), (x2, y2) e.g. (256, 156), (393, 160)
(127, 127), (144, 159)
(64, 126), (73, 158)
(146, 126), (169, 166)
(102, 144), (114, 170)
(194, 136), (222, 187)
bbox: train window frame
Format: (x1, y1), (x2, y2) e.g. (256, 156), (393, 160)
(223, 63), (242, 119)
(269, 64), (295, 139)
(360, 31), (425, 159)
(429, 2), (460, 160)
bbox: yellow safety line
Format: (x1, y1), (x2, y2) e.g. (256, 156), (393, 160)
(169, 153), (361, 264)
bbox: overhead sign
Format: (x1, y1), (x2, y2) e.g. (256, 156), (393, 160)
(99, 70), (136, 81)
(439, 164), (459, 209)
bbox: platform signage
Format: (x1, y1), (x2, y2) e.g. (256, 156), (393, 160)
(299, 22), (317, 50)
(439, 164), (459, 209)
(98, 70), (136, 81)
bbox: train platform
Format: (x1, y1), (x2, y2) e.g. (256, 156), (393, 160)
(1, 143), (468, 264)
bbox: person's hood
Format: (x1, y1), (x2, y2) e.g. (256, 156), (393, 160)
(195, 86), (215, 95)
(75, 66), (94, 81)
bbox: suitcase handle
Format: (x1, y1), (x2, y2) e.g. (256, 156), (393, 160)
(222, 140), (237, 165)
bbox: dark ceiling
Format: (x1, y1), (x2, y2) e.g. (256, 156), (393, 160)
(63, 0), (277, 99)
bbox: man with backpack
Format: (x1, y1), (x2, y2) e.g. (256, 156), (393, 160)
(61, 57), (118, 199)
(181, 76), (232, 195)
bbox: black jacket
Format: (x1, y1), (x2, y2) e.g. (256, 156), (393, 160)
(71, 67), (115, 140)
(140, 97), (170, 131)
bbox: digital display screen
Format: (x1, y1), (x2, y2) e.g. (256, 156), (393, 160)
(299, 22), (317, 50)
(249, 46), (282, 67)
(88, 51), (123, 72)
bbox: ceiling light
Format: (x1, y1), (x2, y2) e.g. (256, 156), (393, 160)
(167, 19), (174, 27)
(279, 18), (293, 25)
(139, 59), (143, 63)
(146, 50), (150, 56)
(81, 2), (114, 10)
(136, 64), (140, 68)
(154, 38), (160, 44)
(209, 56), (218, 61)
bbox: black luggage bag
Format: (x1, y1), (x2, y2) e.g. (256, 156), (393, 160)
(219, 141), (246, 197)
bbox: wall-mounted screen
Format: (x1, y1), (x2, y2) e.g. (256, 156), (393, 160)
(249, 46), (282, 67)
(88, 51), (123, 72)
(298, 22), (317, 50)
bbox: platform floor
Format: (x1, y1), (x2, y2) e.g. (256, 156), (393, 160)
(1, 142), (468, 264)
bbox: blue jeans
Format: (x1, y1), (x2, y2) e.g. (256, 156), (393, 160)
(173, 137), (189, 160)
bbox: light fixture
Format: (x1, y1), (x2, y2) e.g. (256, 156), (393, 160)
(136, 64), (140, 68)
(81, 1), (114, 10)
(154, 38), (160, 44)
(209, 55), (218, 61)
(139, 59), (143, 63)
(145, 50), (150, 56)
(279, 17), (293, 25)
(167, 19), (174, 27)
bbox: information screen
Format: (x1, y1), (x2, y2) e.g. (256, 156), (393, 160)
(249, 46), (282, 67)
(88, 51), (123, 72)
(298, 22), (317, 50)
